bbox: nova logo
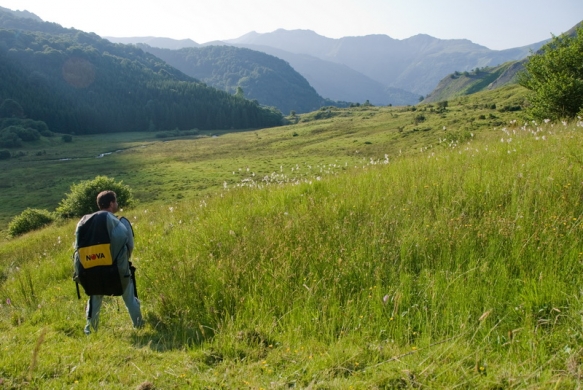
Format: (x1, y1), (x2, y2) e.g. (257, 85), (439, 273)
(86, 253), (106, 261)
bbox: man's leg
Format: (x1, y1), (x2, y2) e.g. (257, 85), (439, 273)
(85, 295), (103, 334)
(122, 279), (142, 328)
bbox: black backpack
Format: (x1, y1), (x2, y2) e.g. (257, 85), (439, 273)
(73, 211), (126, 298)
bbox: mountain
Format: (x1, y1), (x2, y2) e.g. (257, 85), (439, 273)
(107, 35), (422, 105)
(0, 8), (282, 134)
(109, 29), (548, 106)
(423, 20), (583, 103)
(226, 29), (548, 97)
(225, 43), (421, 106)
(135, 44), (328, 114)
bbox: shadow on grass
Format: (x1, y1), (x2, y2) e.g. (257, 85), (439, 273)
(130, 311), (209, 351)
(130, 313), (280, 368)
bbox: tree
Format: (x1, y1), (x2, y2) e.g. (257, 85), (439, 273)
(437, 100), (448, 113)
(235, 86), (245, 99)
(0, 130), (22, 148)
(519, 26), (583, 120)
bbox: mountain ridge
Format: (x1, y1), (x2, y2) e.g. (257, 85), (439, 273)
(109, 28), (549, 105)
(222, 28), (546, 95)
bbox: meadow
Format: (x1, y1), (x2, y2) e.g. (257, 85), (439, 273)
(3, 85), (583, 388)
(0, 85), (527, 229)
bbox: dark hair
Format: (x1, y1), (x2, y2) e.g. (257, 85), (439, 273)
(97, 190), (116, 210)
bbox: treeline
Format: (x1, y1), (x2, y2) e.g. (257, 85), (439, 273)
(140, 44), (327, 115)
(0, 10), (283, 134)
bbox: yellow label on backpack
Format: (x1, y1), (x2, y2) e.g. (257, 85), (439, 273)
(79, 243), (113, 268)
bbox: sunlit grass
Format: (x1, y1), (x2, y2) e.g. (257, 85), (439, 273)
(2, 114), (583, 387)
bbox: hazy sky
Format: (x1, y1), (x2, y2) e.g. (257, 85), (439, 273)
(1, 0), (582, 50)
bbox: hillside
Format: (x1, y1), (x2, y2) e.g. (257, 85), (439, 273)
(137, 44), (329, 114)
(2, 87), (583, 387)
(0, 8), (282, 134)
(422, 20), (583, 103)
(3, 7), (583, 389)
(422, 62), (524, 103)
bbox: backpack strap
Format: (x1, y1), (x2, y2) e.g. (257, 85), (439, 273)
(72, 249), (81, 299)
(118, 216), (134, 237)
(118, 215), (138, 298)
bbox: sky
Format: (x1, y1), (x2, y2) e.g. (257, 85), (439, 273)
(1, 0), (582, 50)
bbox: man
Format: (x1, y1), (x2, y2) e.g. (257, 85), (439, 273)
(75, 190), (142, 334)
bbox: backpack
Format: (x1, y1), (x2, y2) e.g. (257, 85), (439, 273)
(73, 211), (128, 298)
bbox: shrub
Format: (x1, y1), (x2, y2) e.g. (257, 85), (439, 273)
(1, 126), (41, 142)
(62, 134), (73, 142)
(39, 129), (54, 137)
(56, 176), (134, 218)
(11, 119), (50, 135)
(26, 120), (50, 135)
(181, 129), (199, 136)
(519, 26), (583, 120)
(19, 127), (40, 141)
(0, 149), (10, 159)
(414, 114), (426, 124)
(7, 208), (55, 237)
(0, 130), (21, 148)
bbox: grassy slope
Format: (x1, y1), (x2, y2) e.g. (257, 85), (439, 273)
(0, 85), (528, 229)
(4, 86), (583, 388)
(423, 62), (518, 103)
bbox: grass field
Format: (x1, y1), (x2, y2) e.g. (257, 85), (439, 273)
(0, 85), (528, 230)
(4, 85), (583, 388)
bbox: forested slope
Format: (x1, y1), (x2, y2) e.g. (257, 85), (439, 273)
(0, 9), (282, 134)
(139, 44), (328, 114)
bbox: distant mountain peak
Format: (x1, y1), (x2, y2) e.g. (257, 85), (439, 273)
(272, 28), (319, 35)
(227, 28), (325, 44)
(231, 30), (261, 41)
(105, 36), (199, 49)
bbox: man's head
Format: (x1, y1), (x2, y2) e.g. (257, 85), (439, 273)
(97, 190), (118, 212)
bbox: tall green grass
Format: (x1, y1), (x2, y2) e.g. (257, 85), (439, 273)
(2, 120), (583, 388)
